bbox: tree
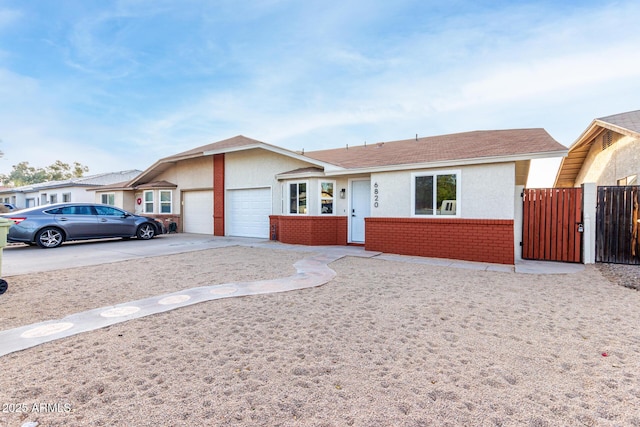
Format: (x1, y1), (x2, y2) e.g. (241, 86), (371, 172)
(0, 161), (89, 186)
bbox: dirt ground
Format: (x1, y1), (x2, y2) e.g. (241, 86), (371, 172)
(1, 246), (639, 426)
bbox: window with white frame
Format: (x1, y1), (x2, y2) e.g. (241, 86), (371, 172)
(160, 190), (172, 213)
(412, 171), (459, 216)
(289, 182), (307, 214)
(320, 181), (335, 214)
(50, 194), (58, 204)
(62, 193), (71, 202)
(101, 193), (115, 205)
(143, 190), (154, 213)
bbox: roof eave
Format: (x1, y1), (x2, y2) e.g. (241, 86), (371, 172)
(322, 150), (568, 177)
(203, 143), (344, 172)
(127, 159), (177, 187)
(276, 170), (328, 180)
(594, 119), (640, 140)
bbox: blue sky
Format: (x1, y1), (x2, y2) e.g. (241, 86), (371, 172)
(1, 0), (639, 186)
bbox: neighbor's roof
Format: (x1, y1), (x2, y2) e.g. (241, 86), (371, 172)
(598, 110), (640, 135)
(304, 129), (566, 170)
(555, 110), (640, 187)
(0, 170), (142, 193)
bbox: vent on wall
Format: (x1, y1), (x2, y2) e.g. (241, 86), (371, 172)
(602, 130), (613, 150)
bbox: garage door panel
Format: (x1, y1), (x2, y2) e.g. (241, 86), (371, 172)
(228, 188), (270, 238)
(183, 191), (214, 234)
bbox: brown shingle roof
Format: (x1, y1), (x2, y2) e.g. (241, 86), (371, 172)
(304, 129), (565, 169)
(161, 135), (269, 161)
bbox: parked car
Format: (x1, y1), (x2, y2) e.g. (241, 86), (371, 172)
(0, 203), (166, 248)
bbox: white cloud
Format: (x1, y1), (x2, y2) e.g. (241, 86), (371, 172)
(2, 0), (639, 180)
(0, 8), (21, 28)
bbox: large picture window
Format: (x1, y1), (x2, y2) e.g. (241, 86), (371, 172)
(289, 182), (307, 214)
(320, 181), (335, 214)
(413, 171), (459, 216)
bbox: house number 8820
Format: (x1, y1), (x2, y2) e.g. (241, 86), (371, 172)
(373, 183), (379, 208)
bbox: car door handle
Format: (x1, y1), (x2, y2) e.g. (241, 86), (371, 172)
(100, 219), (108, 222)
(59, 217), (69, 221)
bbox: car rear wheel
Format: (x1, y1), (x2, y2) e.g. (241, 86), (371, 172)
(35, 227), (64, 248)
(136, 223), (156, 240)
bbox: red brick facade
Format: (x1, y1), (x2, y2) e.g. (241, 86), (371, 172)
(213, 154), (225, 236)
(269, 215), (348, 246)
(364, 217), (515, 264)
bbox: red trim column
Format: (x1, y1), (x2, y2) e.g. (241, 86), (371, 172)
(213, 154), (225, 236)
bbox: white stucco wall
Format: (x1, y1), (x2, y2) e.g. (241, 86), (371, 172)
(173, 157), (214, 189)
(370, 162), (516, 219)
(27, 187), (95, 207)
(94, 191), (135, 211)
(226, 149), (319, 215)
(575, 133), (639, 186)
(140, 156), (215, 215)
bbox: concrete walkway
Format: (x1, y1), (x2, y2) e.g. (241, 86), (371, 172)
(0, 236), (583, 358)
(0, 245), (379, 357)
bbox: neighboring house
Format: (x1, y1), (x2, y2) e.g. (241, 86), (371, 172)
(107, 131), (565, 265)
(0, 170), (142, 209)
(555, 110), (640, 187)
(553, 110), (640, 265)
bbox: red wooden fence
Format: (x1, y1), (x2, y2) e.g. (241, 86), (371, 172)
(522, 188), (583, 263)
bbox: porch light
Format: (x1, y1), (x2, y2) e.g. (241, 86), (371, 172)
(340, 189), (346, 199)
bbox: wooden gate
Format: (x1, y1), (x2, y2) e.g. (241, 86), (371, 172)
(596, 186), (640, 264)
(522, 188), (583, 263)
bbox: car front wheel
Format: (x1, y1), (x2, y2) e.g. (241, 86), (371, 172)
(35, 227), (64, 248)
(136, 223), (156, 240)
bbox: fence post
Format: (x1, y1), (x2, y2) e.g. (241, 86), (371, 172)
(582, 182), (597, 264)
(514, 185), (525, 262)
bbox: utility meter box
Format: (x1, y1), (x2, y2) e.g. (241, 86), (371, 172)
(0, 217), (12, 248)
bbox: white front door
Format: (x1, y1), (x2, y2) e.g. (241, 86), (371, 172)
(350, 180), (370, 243)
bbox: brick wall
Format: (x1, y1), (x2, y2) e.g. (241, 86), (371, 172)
(365, 217), (514, 264)
(269, 215), (348, 246)
(213, 154), (225, 236)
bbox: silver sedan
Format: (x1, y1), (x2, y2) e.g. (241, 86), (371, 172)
(1, 203), (166, 248)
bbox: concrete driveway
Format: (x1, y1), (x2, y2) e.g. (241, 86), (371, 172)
(1, 234), (270, 276)
(1, 233), (583, 277)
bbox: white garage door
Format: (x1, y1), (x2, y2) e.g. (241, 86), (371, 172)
(183, 191), (214, 234)
(228, 188), (271, 238)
